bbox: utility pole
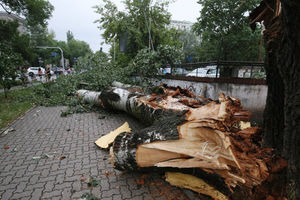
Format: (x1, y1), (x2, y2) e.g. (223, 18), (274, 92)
(36, 46), (65, 72)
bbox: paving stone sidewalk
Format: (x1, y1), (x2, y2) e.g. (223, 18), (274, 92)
(0, 106), (200, 200)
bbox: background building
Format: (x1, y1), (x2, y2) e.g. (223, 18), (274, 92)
(167, 20), (193, 31)
(0, 11), (27, 34)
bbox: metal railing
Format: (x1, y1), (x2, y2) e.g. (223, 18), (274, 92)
(159, 61), (265, 79)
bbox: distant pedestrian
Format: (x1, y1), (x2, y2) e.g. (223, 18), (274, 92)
(29, 70), (35, 80)
(55, 68), (59, 78)
(67, 67), (71, 74)
(38, 68), (43, 82)
(46, 68), (51, 82)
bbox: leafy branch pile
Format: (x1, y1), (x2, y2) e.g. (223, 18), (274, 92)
(31, 52), (117, 115)
(31, 45), (182, 116)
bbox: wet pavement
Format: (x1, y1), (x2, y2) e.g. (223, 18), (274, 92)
(0, 106), (199, 200)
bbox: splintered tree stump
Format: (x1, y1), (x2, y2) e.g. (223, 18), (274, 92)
(111, 116), (185, 171)
(77, 83), (287, 199)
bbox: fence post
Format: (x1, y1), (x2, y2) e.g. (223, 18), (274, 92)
(216, 39), (223, 78)
(216, 62), (219, 78)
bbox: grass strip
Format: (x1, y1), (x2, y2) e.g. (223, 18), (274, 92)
(0, 86), (36, 129)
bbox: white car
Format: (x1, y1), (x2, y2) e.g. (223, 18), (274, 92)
(186, 66), (219, 78)
(27, 67), (45, 76)
(27, 67), (54, 76)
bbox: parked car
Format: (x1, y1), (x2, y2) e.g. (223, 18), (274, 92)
(172, 68), (189, 76)
(27, 67), (45, 76)
(186, 66), (219, 78)
(159, 67), (189, 76)
(27, 67), (54, 76)
(160, 67), (171, 75)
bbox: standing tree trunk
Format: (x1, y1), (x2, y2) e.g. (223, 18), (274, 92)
(279, 1), (300, 197)
(263, 13), (285, 154)
(251, 0), (300, 197)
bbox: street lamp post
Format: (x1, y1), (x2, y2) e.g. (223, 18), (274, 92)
(36, 46), (65, 72)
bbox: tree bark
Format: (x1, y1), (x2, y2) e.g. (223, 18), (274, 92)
(76, 90), (101, 106)
(263, 15), (285, 153)
(253, 0), (300, 197)
(112, 115), (185, 171)
(99, 86), (186, 126)
(280, 1), (300, 197)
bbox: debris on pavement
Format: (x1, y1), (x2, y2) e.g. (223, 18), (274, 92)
(80, 193), (99, 200)
(32, 154), (52, 160)
(136, 178), (145, 185)
(95, 122), (131, 149)
(58, 156), (66, 160)
(3, 146), (9, 149)
(98, 115), (106, 119)
(81, 83), (286, 199)
(2, 128), (15, 136)
(165, 172), (228, 200)
(80, 176), (87, 182)
(104, 171), (112, 176)
(87, 176), (100, 187)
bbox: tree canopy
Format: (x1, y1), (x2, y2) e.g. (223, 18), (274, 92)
(94, 0), (180, 66)
(67, 37), (92, 66)
(193, 0), (262, 61)
(66, 30), (74, 42)
(0, 0), (54, 65)
(0, 0), (53, 95)
(0, 20), (32, 97)
(0, 0), (53, 27)
(177, 30), (201, 62)
(33, 30), (92, 67)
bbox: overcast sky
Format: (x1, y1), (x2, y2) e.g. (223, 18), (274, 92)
(47, 0), (202, 52)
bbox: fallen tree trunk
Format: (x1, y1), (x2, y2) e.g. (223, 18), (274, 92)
(77, 84), (188, 125)
(76, 89), (101, 106)
(77, 84), (286, 199)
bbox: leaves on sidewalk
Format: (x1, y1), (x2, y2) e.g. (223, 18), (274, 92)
(87, 176), (99, 187)
(80, 176), (87, 182)
(80, 193), (99, 200)
(58, 156), (66, 160)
